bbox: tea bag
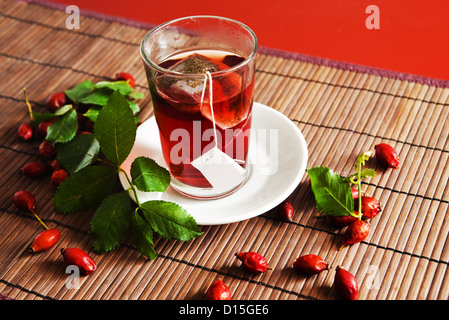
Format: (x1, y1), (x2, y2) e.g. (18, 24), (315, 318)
(158, 54), (225, 110)
(191, 71), (247, 192)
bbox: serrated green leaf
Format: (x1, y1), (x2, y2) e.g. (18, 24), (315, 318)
(130, 157), (170, 192)
(140, 200), (202, 241)
(83, 107), (101, 122)
(128, 101), (140, 115)
(54, 165), (118, 213)
(46, 108), (78, 144)
(53, 105), (73, 116)
(307, 166), (354, 216)
(90, 191), (132, 254)
(31, 112), (58, 127)
(78, 88), (111, 106)
(95, 80), (134, 96)
(130, 208), (158, 259)
(129, 91), (144, 100)
(94, 91), (137, 166)
(65, 80), (95, 103)
(56, 133), (100, 173)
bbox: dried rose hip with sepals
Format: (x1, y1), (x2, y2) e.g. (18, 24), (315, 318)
(39, 140), (56, 159)
(280, 200), (294, 220)
(21, 161), (49, 179)
(204, 279), (232, 300)
(326, 212), (359, 228)
(61, 248), (97, 276)
(46, 92), (66, 112)
(51, 169), (68, 186)
(334, 266), (359, 300)
(18, 122), (33, 141)
(13, 190), (50, 230)
(13, 190), (36, 212)
(293, 254), (328, 275)
(375, 143), (400, 169)
(340, 219), (370, 249)
(355, 196), (381, 220)
(235, 251), (271, 273)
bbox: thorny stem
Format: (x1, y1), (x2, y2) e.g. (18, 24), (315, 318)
(23, 88), (34, 121)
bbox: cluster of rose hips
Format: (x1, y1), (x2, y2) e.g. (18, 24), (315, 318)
(205, 143), (400, 300)
(13, 72), (136, 277)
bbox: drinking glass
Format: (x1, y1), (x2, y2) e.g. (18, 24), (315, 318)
(141, 16), (258, 199)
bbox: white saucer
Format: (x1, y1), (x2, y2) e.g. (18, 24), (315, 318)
(119, 102), (308, 225)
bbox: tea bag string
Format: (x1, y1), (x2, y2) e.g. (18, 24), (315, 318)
(200, 71), (245, 164)
(201, 71), (218, 149)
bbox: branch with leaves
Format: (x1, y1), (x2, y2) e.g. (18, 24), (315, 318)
(30, 80), (202, 259)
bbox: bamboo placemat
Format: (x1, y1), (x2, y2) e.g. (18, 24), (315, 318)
(1, 0), (448, 301)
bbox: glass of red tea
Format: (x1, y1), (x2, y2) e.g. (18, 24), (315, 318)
(141, 16), (258, 199)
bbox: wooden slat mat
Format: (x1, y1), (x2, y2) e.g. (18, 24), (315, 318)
(1, 0), (448, 300)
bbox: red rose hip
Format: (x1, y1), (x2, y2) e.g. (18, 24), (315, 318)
(280, 200), (294, 220)
(293, 254), (328, 275)
(236, 251), (270, 273)
(13, 190), (36, 212)
(21, 162), (49, 178)
(204, 279), (232, 300)
(39, 140), (56, 159)
(334, 266), (359, 300)
(18, 123), (33, 141)
(375, 143), (400, 169)
(29, 229), (60, 253)
(340, 219), (370, 249)
(46, 92), (66, 112)
(326, 213), (359, 228)
(51, 169), (69, 186)
(61, 248), (97, 276)
(36, 119), (56, 138)
(355, 196), (382, 220)
(115, 72), (135, 88)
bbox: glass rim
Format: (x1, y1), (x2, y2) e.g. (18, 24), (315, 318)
(140, 15), (258, 77)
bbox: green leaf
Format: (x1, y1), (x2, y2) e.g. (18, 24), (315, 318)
(54, 165), (118, 213)
(355, 150), (375, 170)
(45, 108), (78, 144)
(128, 91), (144, 100)
(130, 157), (171, 192)
(56, 133), (100, 173)
(130, 208), (158, 259)
(53, 105), (73, 116)
(78, 88), (111, 106)
(128, 101), (140, 115)
(90, 191), (132, 253)
(95, 81), (134, 96)
(140, 200), (202, 241)
(65, 80), (95, 103)
(83, 107), (101, 122)
(94, 91), (137, 166)
(307, 166), (354, 216)
(31, 112), (58, 126)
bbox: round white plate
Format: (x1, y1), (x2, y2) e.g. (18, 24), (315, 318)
(119, 102), (308, 225)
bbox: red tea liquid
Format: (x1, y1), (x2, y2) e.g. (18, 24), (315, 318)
(148, 50), (254, 188)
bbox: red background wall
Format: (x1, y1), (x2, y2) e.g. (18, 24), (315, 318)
(47, 0), (449, 81)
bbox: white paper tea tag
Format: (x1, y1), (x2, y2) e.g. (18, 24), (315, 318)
(191, 147), (246, 192)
